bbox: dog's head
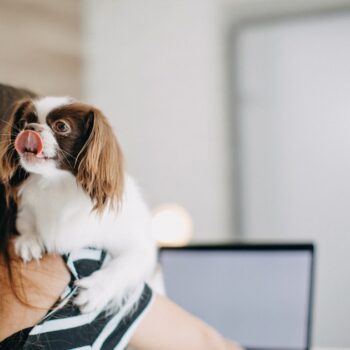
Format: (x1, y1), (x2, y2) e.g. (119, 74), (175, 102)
(0, 97), (124, 211)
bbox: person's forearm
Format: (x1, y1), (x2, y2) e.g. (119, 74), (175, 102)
(129, 293), (243, 350)
(197, 327), (243, 350)
(225, 339), (244, 350)
(197, 328), (243, 350)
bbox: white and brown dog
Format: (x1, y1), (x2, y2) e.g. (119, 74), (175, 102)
(0, 96), (157, 313)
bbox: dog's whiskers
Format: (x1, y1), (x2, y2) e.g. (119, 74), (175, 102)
(0, 140), (12, 144)
(0, 119), (21, 133)
(58, 149), (74, 168)
(0, 143), (15, 151)
(59, 148), (76, 160)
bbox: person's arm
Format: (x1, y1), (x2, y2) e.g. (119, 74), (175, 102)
(0, 246), (243, 349)
(129, 293), (243, 350)
(0, 243), (70, 340)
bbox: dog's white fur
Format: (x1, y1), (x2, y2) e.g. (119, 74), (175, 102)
(14, 97), (157, 313)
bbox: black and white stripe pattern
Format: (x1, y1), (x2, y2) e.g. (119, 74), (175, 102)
(19, 248), (153, 350)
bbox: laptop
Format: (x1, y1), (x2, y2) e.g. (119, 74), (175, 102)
(159, 243), (315, 350)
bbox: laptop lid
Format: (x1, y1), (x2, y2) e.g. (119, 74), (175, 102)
(160, 243), (315, 350)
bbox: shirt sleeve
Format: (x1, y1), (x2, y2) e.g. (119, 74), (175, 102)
(24, 283), (154, 350)
(22, 248), (154, 350)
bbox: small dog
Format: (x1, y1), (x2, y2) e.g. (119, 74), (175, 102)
(0, 96), (157, 313)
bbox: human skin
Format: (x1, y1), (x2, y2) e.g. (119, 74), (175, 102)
(0, 243), (243, 350)
(0, 243), (70, 340)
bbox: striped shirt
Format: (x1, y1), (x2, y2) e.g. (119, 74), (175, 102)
(0, 248), (153, 350)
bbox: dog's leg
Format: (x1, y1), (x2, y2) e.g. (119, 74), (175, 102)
(75, 244), (157, 313)
(15, 206), (44, 262)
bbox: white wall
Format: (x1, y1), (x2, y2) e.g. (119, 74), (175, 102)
(82, 0), (233, 242)
(82, 0), (350, 347)
(236, 14), (350, 347)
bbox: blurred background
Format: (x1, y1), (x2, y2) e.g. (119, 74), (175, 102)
(1, 0), (350, 347)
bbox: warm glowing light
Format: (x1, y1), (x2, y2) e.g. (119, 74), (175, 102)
(152, 203), (194, 247)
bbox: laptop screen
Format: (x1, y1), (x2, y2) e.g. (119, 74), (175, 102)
(160, 244), (314, 350)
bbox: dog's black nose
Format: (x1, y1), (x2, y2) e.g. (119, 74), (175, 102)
(25, 124), (43, 132)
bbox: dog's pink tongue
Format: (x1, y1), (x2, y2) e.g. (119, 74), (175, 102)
(15, 130), (43, 156)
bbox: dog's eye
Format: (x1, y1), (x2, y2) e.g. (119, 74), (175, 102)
(53, 121), (70, 134)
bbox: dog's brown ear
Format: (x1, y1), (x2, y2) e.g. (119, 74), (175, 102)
(0, 99), (31, 183)
(0, 99), (31, 204)
(76, 108), (124, 213)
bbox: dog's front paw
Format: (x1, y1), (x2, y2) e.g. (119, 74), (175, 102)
(14, 234), (44, 262)
(74, 272), (125, 314)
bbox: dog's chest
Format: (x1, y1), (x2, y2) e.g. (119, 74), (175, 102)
(19, 174), (101, 250)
